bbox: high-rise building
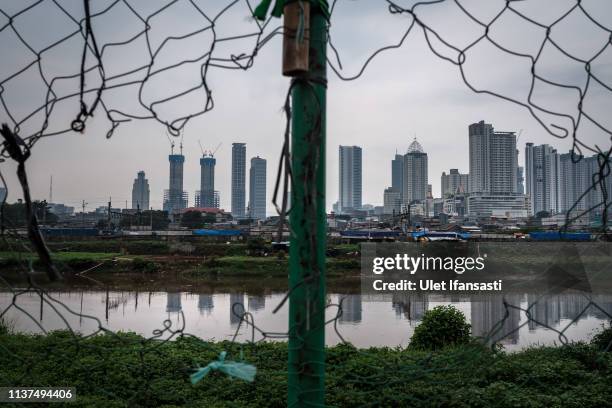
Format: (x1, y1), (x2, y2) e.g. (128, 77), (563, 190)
(517, 165), (525, 195)
(525, 143), (560, 215)
(441, 169), (469, 197)
(131, 171), (150, 210)
(468, 121), (517, 194)
(391, 153), (404, 201)
(163, 154), (187, 213)
(248, 156), (267, 220)
(339, 145), (362, 212)
(214, 191), (220, 209)
(402, 139), (428, 204)
(199, 155), (216, 208)
(383, 187), (401, 215)
(558, 151), (612, 218)
(231, 143), (246, 219)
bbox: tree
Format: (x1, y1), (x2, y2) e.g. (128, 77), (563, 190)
(202, 214), (216, 224)
(180, 211), (205, 229)
(535, 210), (551, 219)
(1, 200), (57, 227)
(119, 210), (169, 230)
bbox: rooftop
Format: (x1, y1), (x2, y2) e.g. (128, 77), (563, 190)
(407, 138), (424, 154)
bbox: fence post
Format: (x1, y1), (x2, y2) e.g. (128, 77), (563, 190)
(287, 2), (327, 406)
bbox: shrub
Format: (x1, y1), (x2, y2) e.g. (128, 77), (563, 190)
(0, 316), (15, 335)
(131, 258), (159, 273)
(410, 305), (471, 350)
(591, 321), (612, 352)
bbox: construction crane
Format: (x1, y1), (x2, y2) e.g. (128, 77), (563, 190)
(198, 141), (222, 157)
(166, 129), (184, 155)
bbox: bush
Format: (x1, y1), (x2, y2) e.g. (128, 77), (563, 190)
(0, 317), (14, 335)
(131, 258), (159, 273)
(410, 305), (471, 350)
(591, 321), (612, 351)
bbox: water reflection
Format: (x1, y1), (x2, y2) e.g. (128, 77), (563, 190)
(166, 292), (182, 314)
(471, 294), (521, 345)
(198, 294), (214, 315)
(1, 289), (611, 350)
(248, 295), (265, 312)
(229, 292), (245, 325)
(339, 294), (362, 323)
(392, 293), (428, 321)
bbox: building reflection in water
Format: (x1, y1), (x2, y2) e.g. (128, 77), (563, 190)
(229, 292), (245, 325)
(471, 294), (521, 345)
(198, 294), (214, 315)
(339, 294), (362, 323)
(590, 295), (612, 320)
(248, 295), (265, 312)
(166, 292), (182, 313)
(527, 294), (561, 331)
(391, 293), (428, 321)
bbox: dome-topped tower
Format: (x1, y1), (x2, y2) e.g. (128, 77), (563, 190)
(407, 137), (424, 154)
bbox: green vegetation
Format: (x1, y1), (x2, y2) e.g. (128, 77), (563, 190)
(0, 247), (360, 278)
(180, 211), (207, 229)
(410, 305), (472, 350)
(0, 331), (610, 407)
(196, 256), (359, 277)
(0, 200), (58, 226)
(0, 251), (119, 269)
(591, 322), (612, 352)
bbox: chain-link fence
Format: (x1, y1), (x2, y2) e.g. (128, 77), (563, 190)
(1, 0), (611, 406)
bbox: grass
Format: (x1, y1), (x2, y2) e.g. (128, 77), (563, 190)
(193, 255), (359, 277)
(0, 331), (610, 407)
(0, 251), (119, 261)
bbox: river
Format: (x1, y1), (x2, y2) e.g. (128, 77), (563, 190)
(2, 283), (610, 351)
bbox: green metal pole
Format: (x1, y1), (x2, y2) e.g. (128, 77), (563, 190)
(288, 4), (327, 407)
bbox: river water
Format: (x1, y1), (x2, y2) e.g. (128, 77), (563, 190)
(1, 287), (610, 351)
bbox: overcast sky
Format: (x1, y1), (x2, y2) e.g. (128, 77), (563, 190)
(1, 0), (610, 213)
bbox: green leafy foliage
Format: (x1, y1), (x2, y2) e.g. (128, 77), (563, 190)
(1, 332), (611, 407)
(180, 211), (205, 229)
(410, 305), (471, 350)
(591, 321), (612, 352)
(1, 200), (58, 226)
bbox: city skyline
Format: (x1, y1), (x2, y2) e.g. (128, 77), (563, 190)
(2, 2), (608, 214)
(18, 126), (610, 220)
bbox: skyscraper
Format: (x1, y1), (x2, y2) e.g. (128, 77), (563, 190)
(383, 187), (401, 215)
(339, 145), (362, 212)
(468, 120), (517, 194)
(131, 171), (150, 210)
(558, 151), (612, 218)
(525, 143), (560, 215)
(248, 156), (267, 220)
(517, 166), (525, 195)
(402, 139), (428, 204)
(441, 169), (469, 197)
(199, 155), (216, 208)
(231, 143), (246, 219)
(213, 191), (220, 209)
(467, 121), (527, 218)
(391, 153), (404, 201)
(163, 154), (187, 213)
